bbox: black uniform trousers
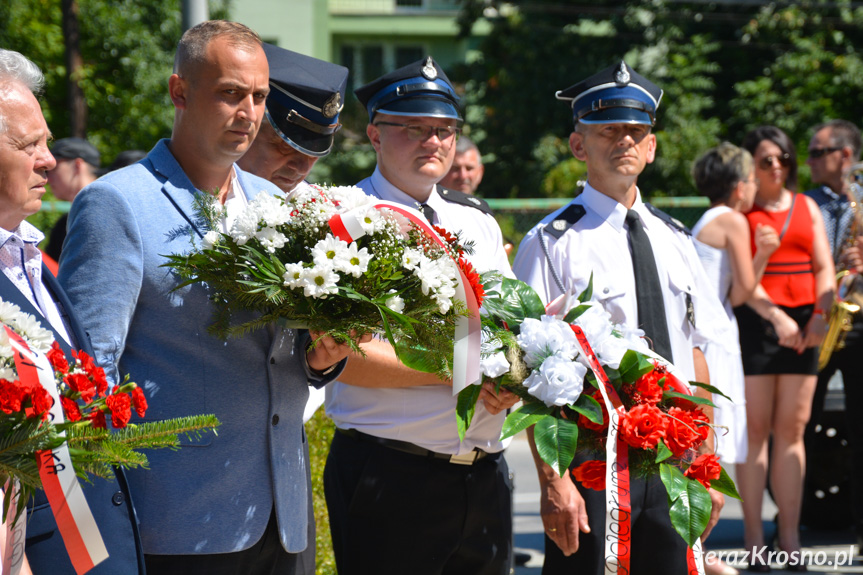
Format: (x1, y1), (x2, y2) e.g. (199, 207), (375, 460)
(808, 318), (863, 536)
(543, 457), (690, 575)
(324, 429), (512, 575)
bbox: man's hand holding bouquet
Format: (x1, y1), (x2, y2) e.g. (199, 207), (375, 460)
(458, 275), (740, 562)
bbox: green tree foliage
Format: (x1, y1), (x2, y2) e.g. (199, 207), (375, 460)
(456, 0), (863, 198)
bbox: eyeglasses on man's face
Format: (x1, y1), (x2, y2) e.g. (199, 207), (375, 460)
(374, 121), (461, 142)
(807, 146), (842, 159)
(757, 153), (791, 171)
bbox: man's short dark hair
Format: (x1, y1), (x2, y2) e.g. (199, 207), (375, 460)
(174, 20), (261, 78)
(814, 119), (862, 160)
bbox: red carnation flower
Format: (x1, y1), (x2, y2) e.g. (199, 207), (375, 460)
(90, 366), (108, 397)
(105, 392), (132, 429)
(629, 364), (665, 405)
(61, 396), (82, 422)
(619, 403), (666, 450)
(578, 390), (609, 432)
(0, 379), (26, 414)
(459, 258), (485, 307)
(131, 387), (148, 418)
(664, 407), (703, 457)
(88, 409), (107, 430)
(47, 341), (69, 373)
(65, 372), (96, 403)
(684, 454), (722, 489)
(28, 386), (53, 420)
(572, 460), (606, 491)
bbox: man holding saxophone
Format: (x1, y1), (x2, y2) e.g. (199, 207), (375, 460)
(804, 119), (863, 545)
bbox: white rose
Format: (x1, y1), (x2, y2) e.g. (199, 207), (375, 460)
(523, 355), (586, 407)
(481, 350), (511, 379)
(516, 315), (579, 367)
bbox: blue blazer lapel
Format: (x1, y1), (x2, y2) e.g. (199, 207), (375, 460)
(41, 265), (94, 357)
(147, 140), (208, 239)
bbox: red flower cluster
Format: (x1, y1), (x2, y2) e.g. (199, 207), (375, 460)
(628, 363), (666, 405)
(46, 342), (148, 429)
(684, 454), (721, 489)
(572, 460), (606, 491)
(458, 257), (485, 307)
(0, 377), (53, 420)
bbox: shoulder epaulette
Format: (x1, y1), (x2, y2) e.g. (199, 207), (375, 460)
(645, 203), (691, 236)
(543, 204), (586, 239)
(438, 187), (494, 216)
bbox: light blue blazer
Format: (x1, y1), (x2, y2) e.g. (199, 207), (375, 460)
(58, 140), (326, 555)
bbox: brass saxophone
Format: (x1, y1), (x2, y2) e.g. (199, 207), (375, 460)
(818, 162), (863, 370)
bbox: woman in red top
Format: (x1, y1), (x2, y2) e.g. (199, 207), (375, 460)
(734, 126), (835, 570)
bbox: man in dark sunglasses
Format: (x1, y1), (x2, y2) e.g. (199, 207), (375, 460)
(803, 119), (863, 547)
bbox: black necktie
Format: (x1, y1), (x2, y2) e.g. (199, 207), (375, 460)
(421, 203), (436, 225)
(625, 209), (674, 363)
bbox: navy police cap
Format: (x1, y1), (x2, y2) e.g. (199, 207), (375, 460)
(556, 61), (663, 126)
(262, 43), (349, 157)
(354, 56), (462, 122)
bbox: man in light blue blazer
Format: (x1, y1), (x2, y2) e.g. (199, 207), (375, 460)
(57, 21), (354, 575)
(0, 48), (145, 575)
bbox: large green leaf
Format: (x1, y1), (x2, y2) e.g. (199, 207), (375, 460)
(480, 277), (545, 329)
(568, 393), (602, 425)
(660, 463), (712, 547)
(562, 304), (593, 324)
(500, 402), (553, 440)
(456, 385), (483, 441)
(688, 380), (732, 402)
(662, 390), (716, 408)
(534, 416), (579, 477)
(616, 350), (655, 384)
(710, 466), (741, 500)
(394, 341), (443, 374)
(655, 439), (672, 463)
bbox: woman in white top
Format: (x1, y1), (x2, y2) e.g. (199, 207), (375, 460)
(692, 143), (779, 575)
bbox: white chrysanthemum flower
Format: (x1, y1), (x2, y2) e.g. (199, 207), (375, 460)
(385, 291), (405, 314)
(0, 331), (12, 362)
(357, 207), (385, 234)
(229, 208), (260, 246)
(301, 265), (340, 298)
(334, 243), (372, 278)
(255, 228), (288, 254)
(517, 315), (579, 368)
(282, 263), (306, 289)
(328, 186), (374, 212)
(13, 313), (54, 354)
(0, 301), (23, 326)
(201, 230), (221, 250)
(416, 258), (447, 296)
(432, 279), (457, 314)
(253, 194), (292, 228)
(481, 351), (510, 378)
(401, 248), (424, 271)
(312, 235), (350, 268)
(523, 355), (587, 407)
(0, 364), (16, 381)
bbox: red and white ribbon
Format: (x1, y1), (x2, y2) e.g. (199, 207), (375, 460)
(571, 326), (704, 574)
(6, 327), (108, 574)
(329, 201), (481, 393)
(571, 325), (632, 574)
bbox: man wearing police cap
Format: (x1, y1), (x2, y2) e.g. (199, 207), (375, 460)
(512, 61), (727, 574)
(238, 42), (348, 196)
(323, 56), (518, 575)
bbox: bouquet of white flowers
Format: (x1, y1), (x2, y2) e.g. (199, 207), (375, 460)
(165, 185), (485, 378)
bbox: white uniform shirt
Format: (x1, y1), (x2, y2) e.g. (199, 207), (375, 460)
(325, 167), (513, 454)
(512, 183), (725, 381)
(0, 221), (72, 346)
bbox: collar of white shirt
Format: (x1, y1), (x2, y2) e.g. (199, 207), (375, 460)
(580, 182), (651, 233)
(368, 166), (439, 212)
(0, 220), (44, 249)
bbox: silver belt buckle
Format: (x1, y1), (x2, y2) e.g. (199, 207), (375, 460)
(449, 451), (478, 465)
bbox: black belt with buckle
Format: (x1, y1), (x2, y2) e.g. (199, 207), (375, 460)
(337, 428), (492, 466)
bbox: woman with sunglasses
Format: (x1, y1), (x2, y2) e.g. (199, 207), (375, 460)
(735, 126), (835, 571)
